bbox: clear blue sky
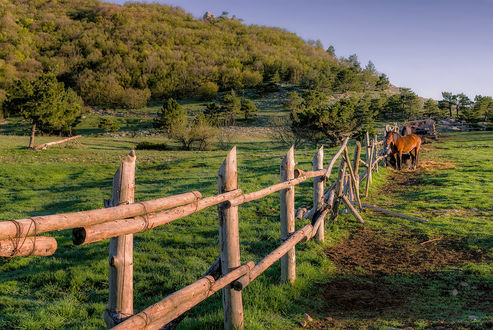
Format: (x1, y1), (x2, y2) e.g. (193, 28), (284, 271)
(108, 0), (493, 100)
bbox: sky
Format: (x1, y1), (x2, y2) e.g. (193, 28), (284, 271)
(107, 0), (493, 100)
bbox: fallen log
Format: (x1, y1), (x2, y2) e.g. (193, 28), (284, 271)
(72, 189), (242, 245)
(0, 237), (57, 257)
(0, 191), (202, 241)
(34, 135), (82, 151)
(113, 261), (254, 330)
(353, 201), (429, 223)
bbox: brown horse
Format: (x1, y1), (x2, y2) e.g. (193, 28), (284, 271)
(385, 131), (421, 170)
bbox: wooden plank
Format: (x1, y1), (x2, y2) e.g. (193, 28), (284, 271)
(233, 225), (313, 291)
(218, 146), (243, 330)
(280, 146), (296, 284)
(72, 189), (241, 245)
(104, 151), (135, 327)
(0, 191), (202, 241)
(0, 237), (57, 257)
(313, 146), (324, 241)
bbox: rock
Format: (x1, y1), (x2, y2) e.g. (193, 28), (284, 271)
(450, 288), (458, 296)
(460, 281), (468, 287)
(304, 313), (313, 322)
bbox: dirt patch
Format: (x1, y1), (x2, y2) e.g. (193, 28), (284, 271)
(325, 227), (483, 275)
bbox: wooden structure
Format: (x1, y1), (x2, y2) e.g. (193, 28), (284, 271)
(400, 119), (438, 140)
(1, 131), (427, 329)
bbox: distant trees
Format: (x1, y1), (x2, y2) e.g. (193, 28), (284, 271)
(0, 0), (387, 109)
(4, 73), (82, 148)
(439, 91), (493, 122)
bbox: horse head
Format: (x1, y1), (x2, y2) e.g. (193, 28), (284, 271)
(385, 130), (395, 148)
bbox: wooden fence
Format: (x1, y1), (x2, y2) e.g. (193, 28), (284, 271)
(0, 133), (426, 329)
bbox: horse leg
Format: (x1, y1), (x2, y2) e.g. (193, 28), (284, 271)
(410, 149), (416, 169)
(393, 153), (398, 169)
(415, 140), (421, 169)
(398, 151), (403, 170)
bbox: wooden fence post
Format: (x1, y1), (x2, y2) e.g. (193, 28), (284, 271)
(280, 146), (296, 283)
(365, 140), (374, 197)
(104, 151), (136, 327)
(218, 146), (244, 329)
(313, 146), (324, 241)
(353, 141), (361, 186)
(374, 135), (379, 172)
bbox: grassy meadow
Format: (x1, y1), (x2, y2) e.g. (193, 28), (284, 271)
(0, 110), (491, 329)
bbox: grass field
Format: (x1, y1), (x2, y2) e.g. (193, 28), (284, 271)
(0, 124), (491, 328)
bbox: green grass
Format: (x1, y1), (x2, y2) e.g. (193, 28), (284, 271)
(0, 130), (491, 329)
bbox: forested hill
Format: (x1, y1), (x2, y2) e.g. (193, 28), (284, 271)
(0, 0), (388, 109)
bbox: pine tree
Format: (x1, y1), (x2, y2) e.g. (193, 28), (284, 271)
(153, 98), (186, 135)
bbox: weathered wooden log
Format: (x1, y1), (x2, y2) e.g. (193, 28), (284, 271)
(233, 225), (313, 291)
(34, 135), (82, 151)
(218, 146), (244, 330)
(353, 201), (429, 223)
(353, 142), (361, 182)
(113, 262), (254, 330)
(226, 176), (307, 208)
(280, 146), (296, 284)
(341, 195), (365, 223)
(313, 146), (324, 241)
(104, 151), (135, 328)
(359, 159), (369, 168)
(310, 208), (330, 239)
(322, 136), (349, 181)
(374, 135), (379, 172)
(72, 189), (242, 245)
(0, 237), (57, 257)
(365, 140), (374, 197)
(0, 191), (201, 241)
(343, 148), (363, 210)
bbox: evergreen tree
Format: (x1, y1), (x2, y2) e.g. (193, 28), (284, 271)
(240, 99), (258, 119)
(4, 73), (82, 148)
(423, 99), (441, 118)
(456, 93), (472, 118)
(153, 98), (186, 134)
(440, 92), (457, 117)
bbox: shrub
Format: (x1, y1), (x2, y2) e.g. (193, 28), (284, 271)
(98, 117), (120, 132)
(135, 141), (169, 150)
(169, 114), (217, 150)
(198, 82), (219, 100)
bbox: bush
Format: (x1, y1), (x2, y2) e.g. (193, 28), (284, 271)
(198, 82), (219, 100)
(98, 117), (120, 132)
(169, 114), (217, 150)
(240, 99), (258, 119)
(135, 141), (169, 150)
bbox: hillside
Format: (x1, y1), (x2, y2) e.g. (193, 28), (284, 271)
(0, 0), (387, 110)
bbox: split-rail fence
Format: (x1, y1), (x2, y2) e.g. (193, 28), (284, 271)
(0, 131), (425, 329)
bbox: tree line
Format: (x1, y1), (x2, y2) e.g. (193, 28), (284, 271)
(0, 0), (386, 113)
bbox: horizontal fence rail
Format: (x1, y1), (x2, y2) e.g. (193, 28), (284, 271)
(1, 128), (428, 329)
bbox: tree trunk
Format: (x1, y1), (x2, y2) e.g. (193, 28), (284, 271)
(29, 123), (36, 149)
